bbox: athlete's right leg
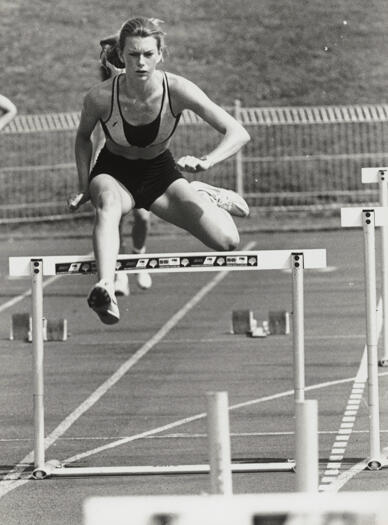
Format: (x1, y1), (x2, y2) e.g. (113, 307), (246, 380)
(88, 174), (134, 323)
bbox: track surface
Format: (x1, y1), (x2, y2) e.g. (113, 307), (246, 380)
(0, 229), (388, 524)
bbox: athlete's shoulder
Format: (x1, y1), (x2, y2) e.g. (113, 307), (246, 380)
(162, 71), (208, 113)
(163, 71), (196, 93)
(82, 76), (115, 113)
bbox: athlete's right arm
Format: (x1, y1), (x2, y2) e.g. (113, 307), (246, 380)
(71, 90), (102, 208)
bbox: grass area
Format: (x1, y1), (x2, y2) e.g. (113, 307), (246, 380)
(2, 0), (388, 113)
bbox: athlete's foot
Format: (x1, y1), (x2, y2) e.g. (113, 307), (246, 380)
(114, 272), (130, 296)
(136, 271), (152, 290)
(87, 280), (120, 324)
(191, 181), (249, 217)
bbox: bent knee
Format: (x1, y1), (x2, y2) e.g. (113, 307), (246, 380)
(95, 190), (120, 212)
(213, 231), (240, 251)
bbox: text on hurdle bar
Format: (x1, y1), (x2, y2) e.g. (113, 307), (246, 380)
(9, 249), (327, 277)
(341, 207), (388, 228)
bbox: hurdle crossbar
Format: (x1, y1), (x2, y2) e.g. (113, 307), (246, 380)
(361, 167), (388, 367)
(9, 249), (327, 277)
(341, 207), (386, 469)
(8, 249), (326, 480)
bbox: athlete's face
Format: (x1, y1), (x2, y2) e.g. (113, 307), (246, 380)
(120, 36), (162, 79)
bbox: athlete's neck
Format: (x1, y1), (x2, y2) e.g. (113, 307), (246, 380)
(122, 70), (162, 103)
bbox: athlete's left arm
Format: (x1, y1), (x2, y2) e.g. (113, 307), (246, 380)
(170, 75), (250, 172)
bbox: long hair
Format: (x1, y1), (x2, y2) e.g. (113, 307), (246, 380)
(99, 33), (124, 78)
(118, 17), (165, 52)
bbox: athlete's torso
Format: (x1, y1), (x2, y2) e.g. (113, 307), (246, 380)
(100, 71), (181, 160)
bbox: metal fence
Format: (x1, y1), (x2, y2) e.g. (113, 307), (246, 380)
(1, 102), (388, 224)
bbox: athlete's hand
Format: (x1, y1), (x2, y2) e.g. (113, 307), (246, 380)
(176, 155), (212, 173)
(67, 192), (90, 211)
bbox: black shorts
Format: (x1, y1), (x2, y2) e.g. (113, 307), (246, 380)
(89, 147), (184, 210)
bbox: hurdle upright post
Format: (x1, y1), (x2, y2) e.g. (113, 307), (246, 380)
(362, 210), (382, 468)
(295, 399), (319, 492)
(206, 392), (233, 495)
(377, 170), (388, 366)
(291, 253), (305, 402)
(31, 259), (45, 470)
(362, 167), (388, 367)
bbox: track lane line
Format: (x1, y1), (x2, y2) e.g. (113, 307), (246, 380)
(318, 298), (383, 492)
(61, 373), (387, 465)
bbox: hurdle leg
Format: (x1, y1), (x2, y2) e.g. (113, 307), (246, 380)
(378, 172), (388, 366)
(295, 400), (319, 492)
(291, 253), (305, 402)
(362, 211), (382, 469)
(31, 259), (45, 471)
(206, 392), (233, 495)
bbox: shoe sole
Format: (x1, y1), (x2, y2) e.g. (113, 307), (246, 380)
(87, 287), (120, 325)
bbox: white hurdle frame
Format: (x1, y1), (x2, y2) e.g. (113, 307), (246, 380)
(9, 249), (326, 479)
(362, 167), (388, 366)
(341, 207), (388, 470)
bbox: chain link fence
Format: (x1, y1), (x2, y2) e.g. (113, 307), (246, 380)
(1, 102), (387, 229)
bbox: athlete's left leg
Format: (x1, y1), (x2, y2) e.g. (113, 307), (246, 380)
(150, 178), (240, 251)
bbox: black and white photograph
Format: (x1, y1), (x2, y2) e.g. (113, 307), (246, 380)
(1, 1), (388, 523)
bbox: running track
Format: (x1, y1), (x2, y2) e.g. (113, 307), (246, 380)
(0, 228), (388, 524)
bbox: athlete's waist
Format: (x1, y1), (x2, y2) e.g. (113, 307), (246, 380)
(105, 139), (171, 160)
(102, 144), (174, 164)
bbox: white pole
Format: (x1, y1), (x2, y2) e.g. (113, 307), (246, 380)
(234, 99), (244, 197)
(292, 253), (305, 402)
(31, 259), (45, 469)
(362, 211), (382, 468)
(295, 400), (319, 492)
(378, 171), (388, 366)
(206, 391), (233, 495)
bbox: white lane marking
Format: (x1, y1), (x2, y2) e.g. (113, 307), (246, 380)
(318, 297), (383, 492)
(0, 275), (60, 313)
(2, 428), (388, 442)
(0, 242), (256, 496)
(61, 374), (375, 465)
(2, 370), (388, 498)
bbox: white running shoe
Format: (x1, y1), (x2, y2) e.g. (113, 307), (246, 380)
(191, 181), (249, 217)
(136, 271), (152, 290)
(87, 280), (120, 325)
(114, 272), (130, 296)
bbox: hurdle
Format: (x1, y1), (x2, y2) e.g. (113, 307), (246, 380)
(8, 249), (327, 479)
(83, 492), (388, 525)
(341, 207), (388, 470)
(362, 167), (388, 366)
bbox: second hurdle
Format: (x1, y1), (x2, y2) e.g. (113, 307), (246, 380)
(9, 248), (326, 480)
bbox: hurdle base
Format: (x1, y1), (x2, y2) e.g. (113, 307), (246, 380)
(32, 460), (296, 479)
(366, 457), (383, 471)
(378, 358), (388, 368)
